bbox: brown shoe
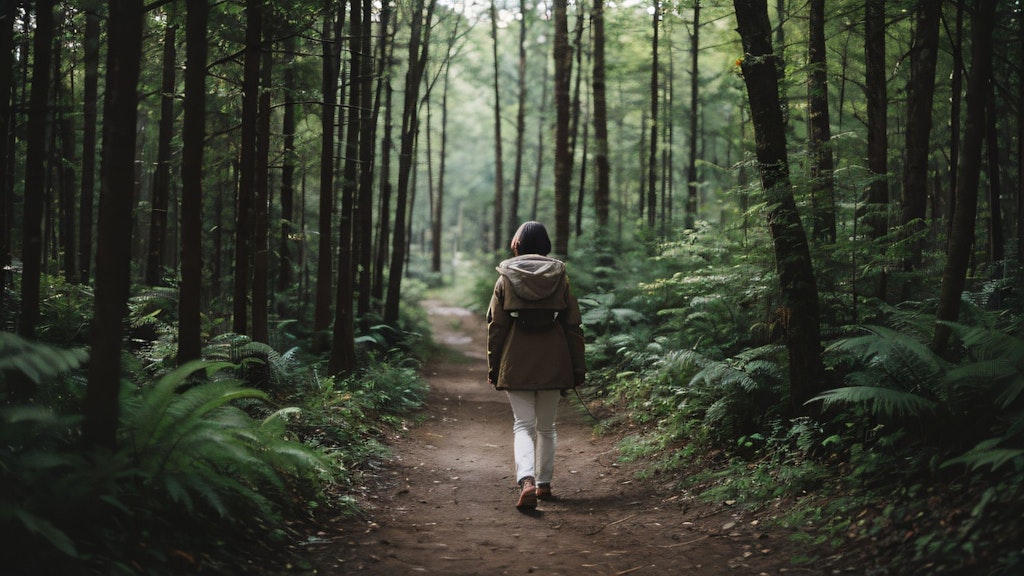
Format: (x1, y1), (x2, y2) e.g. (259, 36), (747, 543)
(516, 477), (537, 508)
(536, 484), (553, 501)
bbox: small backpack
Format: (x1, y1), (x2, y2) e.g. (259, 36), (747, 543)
(510, 309), (561, 332)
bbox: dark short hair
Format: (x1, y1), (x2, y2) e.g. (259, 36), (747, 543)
(510, 221), (551, 256)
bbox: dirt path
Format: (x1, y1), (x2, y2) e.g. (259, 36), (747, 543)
(302, 302), (824, 575)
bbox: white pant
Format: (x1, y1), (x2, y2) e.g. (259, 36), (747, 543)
(507, 389), (561, 486)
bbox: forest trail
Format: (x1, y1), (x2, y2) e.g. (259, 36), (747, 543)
(301, 301), (820, 575)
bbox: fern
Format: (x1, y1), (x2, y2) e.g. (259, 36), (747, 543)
(0, 332), (88, 384)
(808, 386), (937, 419)
(942, 438), (1024, 473)
(121, 360), (334, 523)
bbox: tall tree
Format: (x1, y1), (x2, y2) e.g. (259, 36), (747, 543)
(489, 0), (504, 252)
(863, 0), (888, 250)
(385, 0), (436, 324)
(178, 0), (208, 364)
(251, 11), (273, 344)
(552, 0), (572, 255)
(19, 0), (55, 339)
(277, 33), (297, 307)
(592, 0), (610, 230)
(509, 0), (528, 241)
(145, 19), (177, 286)
(356, 0), (376, 320)
(84, 0), (144, 449)
(897, 0), (939, 268)
(313, 5), (341, 350)
(933, 1), (995, 352)
(646, 1), (659, 231)
(807, 0), (836, 244)
(684, 1), (700, 230)
(330, 0), (363, 375)
(233, 0), (263, 335)
(733, 0), (823, 412)
(0, 0), (14, 307)
(78, 2), (100, 284)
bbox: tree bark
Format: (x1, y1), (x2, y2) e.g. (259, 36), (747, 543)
(933, 1), (995, 352)
(356, 0), (375, 320)
(898, 0), (939, 269)
(552, 0), (572, 256)
(330, 0), (362, 375)
(684, 1), (700, 230)
(313, 5), (340, 350)
(0, 0), (13, 309)
(807, 0), (836, 244)
(233, 0), (262, 336)
(733, 0), (823, 412)
(77, 4), (100, 284)
(84, 0), (144, 449)
(145, 20), (176, 286)
(646, 1), (659, 231)
(177, 0), (208, 365)
(19, 0), (55, 340)
(489, 0), (504, 253)
(251, 13), (272, 345)
(276, 33), (296, 308)
(863, 0), (888, 244)
(592, 0), (610, 229)
(385, 0), (436, 325)
(509, 0), (528, 241)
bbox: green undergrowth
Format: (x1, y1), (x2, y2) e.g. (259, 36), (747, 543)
(1, 281), (432, 575)
(570, 227), (1024, 576)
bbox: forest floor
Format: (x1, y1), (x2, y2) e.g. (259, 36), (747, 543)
(281, 301), (871, 575)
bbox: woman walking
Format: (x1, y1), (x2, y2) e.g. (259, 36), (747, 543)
(486, 221), (586, 509)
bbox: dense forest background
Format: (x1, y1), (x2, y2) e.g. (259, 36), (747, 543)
(1, 0), (1022, 573)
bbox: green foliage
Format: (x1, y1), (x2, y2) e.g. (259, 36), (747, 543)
(0, 331), (89, 386)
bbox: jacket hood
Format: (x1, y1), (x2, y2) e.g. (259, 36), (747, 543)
(496, 255), (566, 302)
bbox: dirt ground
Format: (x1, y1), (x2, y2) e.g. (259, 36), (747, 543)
(296, 302), (859, 575)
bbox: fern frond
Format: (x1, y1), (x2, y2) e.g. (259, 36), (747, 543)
(825, 325), (946, 391)
(942, 438), (1024, 472)
(807, 386), (937, 419)
(0, 333), (88, 383)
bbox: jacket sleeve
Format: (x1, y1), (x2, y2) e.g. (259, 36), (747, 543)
(562, 278), (587, 386)
(486, 276), (510, 387)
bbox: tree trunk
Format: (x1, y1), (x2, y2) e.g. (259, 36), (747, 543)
(432, 57), (452, 274)
(373, 41), (394, 307)
(733, 0), (823, 413)
(177, 0), (208, 365)
(251, 14), (272, 345)
(330, 0), (362, 375)
(84, 0), (143, 449)
(984, 89), (1004, 265)
(509, 0), (528, 241)
(489, 0), (504, 253)
(313, 5), (340, 350)
(19, 0), (55, 340)
(356, 0), (375, 320)
(863, 0), (888, 243)
(77, 5), (100, 285)
(592, 0), (610, 229)
(233, 0), (262, 336)
(145, 20), (176, 287)
(0, 0), (13, 309)
(684, 1), (700, 230)
(898, 0), (939, 268)
(946, 1), (964, 241)
(385, 0), (435, 325)
(807, 0), (836, 244)
(552, 0), (572, 256)
(933, 1), (995, 352)
(276, 33), (296, 308)
(646, 1), (659, 231)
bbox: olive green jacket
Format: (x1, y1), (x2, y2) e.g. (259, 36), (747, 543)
(486, 255), (586, 390)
